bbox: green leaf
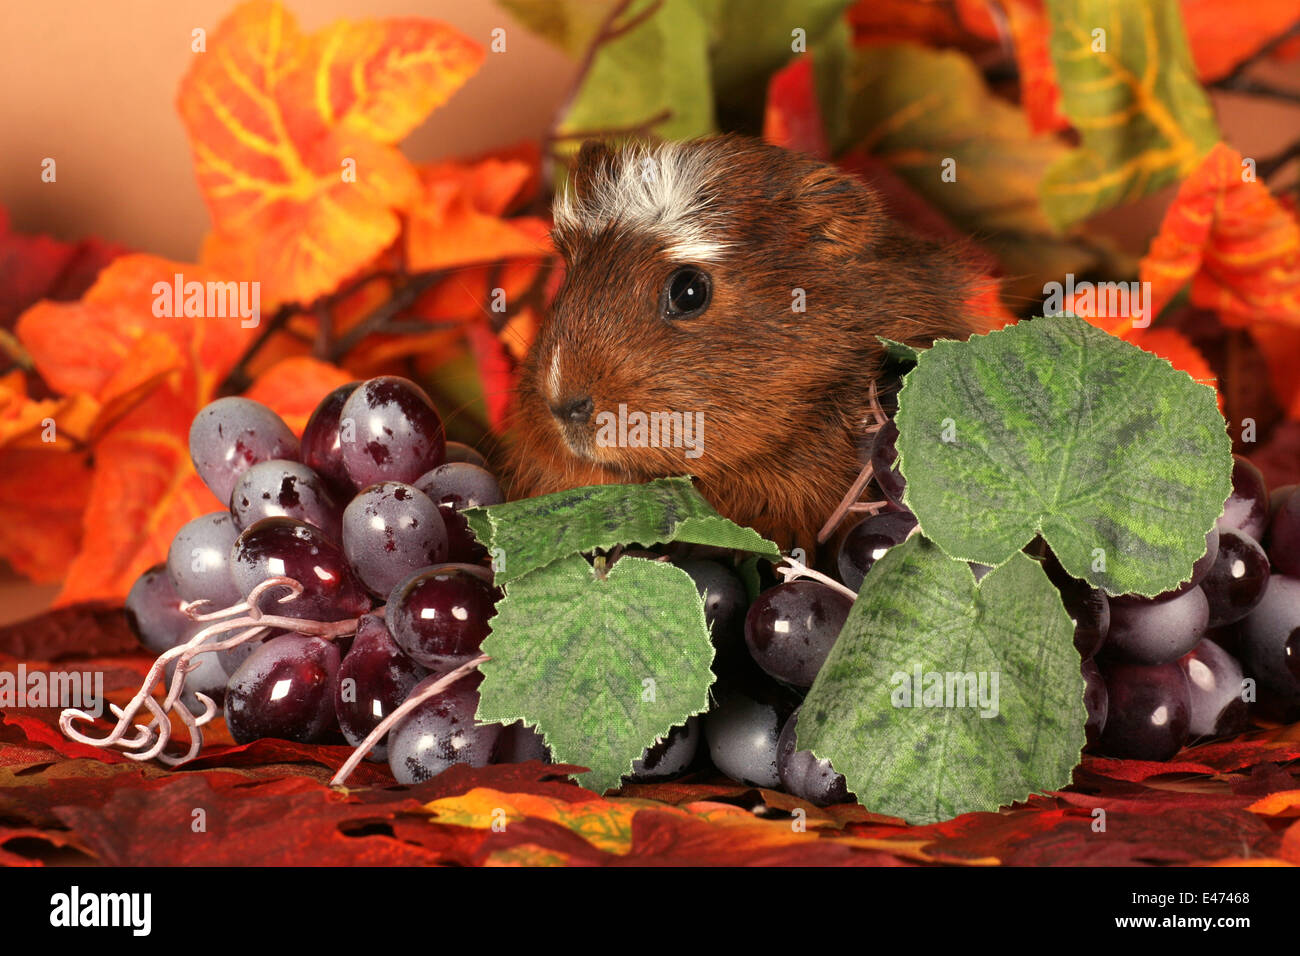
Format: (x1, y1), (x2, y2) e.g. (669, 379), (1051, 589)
(498, 0), (623, 58)
(475, 554), (716, 793)
(550, 0), (718, 153)
(878, 336), (922, 365)
(463, 477), (780, 584)
(894, 315), (1232, 596)
(842, 43), (1112, 305)
(799, 537), (1085, 825)
(1041, 0), (1219, 229)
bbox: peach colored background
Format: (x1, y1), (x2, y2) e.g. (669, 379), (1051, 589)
(0, 3), (1296, 625)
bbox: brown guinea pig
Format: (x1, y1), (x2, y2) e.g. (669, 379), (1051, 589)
(504, 134), (990, 552)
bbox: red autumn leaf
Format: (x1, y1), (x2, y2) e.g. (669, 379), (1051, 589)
(0, 603), (138, 661)
(847, 0), (1000, 51)
(0, 207), (126, 331)
(0, 448), (93, 583)
(1249, 322), (1300, 419)
(464, 319), (516, 433)
(242, 355), (354, 435)
(178, 0), (484, 307)
(762, 56), (830, 159)
(1140, 143), (1300, 327)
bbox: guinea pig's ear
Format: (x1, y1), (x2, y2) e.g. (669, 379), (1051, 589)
(794, 167), (884, 256)
(571, 140), (620, 203)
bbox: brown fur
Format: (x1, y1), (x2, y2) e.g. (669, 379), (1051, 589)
(503, 134), (986, 551)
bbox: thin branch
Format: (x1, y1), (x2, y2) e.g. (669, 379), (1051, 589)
(327, 270), (445, 362)
(1258, 137), (1300, 180)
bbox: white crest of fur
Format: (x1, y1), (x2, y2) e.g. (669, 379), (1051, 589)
(553, 140), (731, 262)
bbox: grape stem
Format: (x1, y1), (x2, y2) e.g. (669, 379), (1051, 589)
(816, 378), (890, 544)
(59, 576), (361, 766)
(329, 653), (490, 789)
(776, 555), (858, 603)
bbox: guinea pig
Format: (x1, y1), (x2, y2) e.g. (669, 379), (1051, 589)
(504, 134), (991, 552)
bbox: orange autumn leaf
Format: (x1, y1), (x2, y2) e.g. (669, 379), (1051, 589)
(1001, 0), (1070, 134)
(0, 373), (99, 449)
(1141, 143), (1300, 327)
(55, 383), (224, 606)
(1180, 0), (1300, 80)
(243, 355), (354, 435)
(0, 448), (94, 583)
(15, 254), (253, 404)
(406, 157), (551, 272)
(178, 0), (484, 307)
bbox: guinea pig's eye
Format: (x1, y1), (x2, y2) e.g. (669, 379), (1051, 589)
(661, 267), (712, 320)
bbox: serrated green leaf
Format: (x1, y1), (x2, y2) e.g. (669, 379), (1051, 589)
(1041, 0), (1219, 230)
(843, 43), (1111, 305)
(799, 537), (1084, 825)
(895, 315), (1232, 596)
(878, 336), (922, 365)
(463, 477), (780, 584)
(476, 554), (716, 793)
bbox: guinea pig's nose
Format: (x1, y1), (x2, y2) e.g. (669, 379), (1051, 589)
(554, 395), (594, 425)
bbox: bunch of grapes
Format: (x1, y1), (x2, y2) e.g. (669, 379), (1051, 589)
(123, 376), (545, 782)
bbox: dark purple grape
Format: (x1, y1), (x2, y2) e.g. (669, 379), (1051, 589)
(836, 510), (917, 591)
(339, 376), (446, 487)
(1040, 552), (1112, 660)
(341, 482), (448, 597)
(1095, 659), (1191, 761)
(388, 671), (501, 784)
(1199, 529), (1270, 627)
(443, 442), (489, 468)
(334, 614), (428, 760)
(414, 463), (502, 563)
(870, 418), (905, 505)
(1081, 658), (1107, 748)
(1179, 639), (1248, 739)
(189, 397), (299, 505)
(413, 463), (503, 510)
(224, 634), (341, 744)
(229, 517), (371, 621)
(386, 565), (497, 670)
(494, 721), (551, 764)
(674, 559), (747, 658)
(1217, 454), (1269, 542)
(1103, 586), (1209, 664)
(1268, 484), (1296, 525)
(629, 718), (700, 782)
(744, 580), (852, 687)
(229, 460), (342, 541)
(125, 564), (194, 654)
(166, 511), (242, 608)
(776, 707), (850, 806)
(218, 631), (273, 676)
(1267, 493), (1300, 578)
(704, 674), (800, 788)
(1236, 574), (1300, 715)
(300, 382), (360, 498)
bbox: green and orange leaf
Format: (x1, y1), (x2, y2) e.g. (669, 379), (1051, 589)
(1041, 0), (1219, 229)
